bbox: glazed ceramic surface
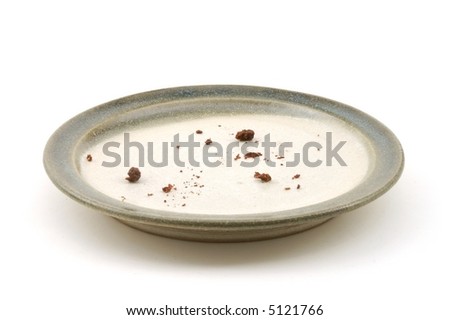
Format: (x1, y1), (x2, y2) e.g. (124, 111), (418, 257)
(44, 85), (404, 242)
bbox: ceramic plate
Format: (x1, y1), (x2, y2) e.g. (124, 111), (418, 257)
(44, 85), (404, 242)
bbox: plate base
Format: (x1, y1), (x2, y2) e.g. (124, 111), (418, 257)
(117, 217), (334, 242)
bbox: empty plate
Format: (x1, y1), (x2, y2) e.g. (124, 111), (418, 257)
(43, 85), (404, 242)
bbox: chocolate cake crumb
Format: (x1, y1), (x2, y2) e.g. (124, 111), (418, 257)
(277, 156), (284, 159)
(162, 184), (174, 193)
(292, 174), (301, 179)
(164, 200), (167, 203)
(147, 193), (153, 196)
(176, 145), (180, 149)
(126, 167), (141, 182)
(244, 152), (262, 159)
(297, 184), (301, 189)
(196, 130), (203, 134)
(234, 154), (241, 160)
(182, 204), (186, 207)
(285, 187), (291, 191)
(86, 154), (92, 162)
(205, 138), (212, 145)
(235, 129), (255, 141)
(254, 172), (271, 182)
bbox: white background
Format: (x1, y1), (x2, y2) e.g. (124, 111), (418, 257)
(1, 1), (449, 319)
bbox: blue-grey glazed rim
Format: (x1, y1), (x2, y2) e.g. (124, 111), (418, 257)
(43, 85), (404, 242)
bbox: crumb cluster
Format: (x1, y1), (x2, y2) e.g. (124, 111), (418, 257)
(126, 167), (141, 182)
(244, 152), (262, 159)
(254, 172), (272, 182)
(86, 127), (304, 207)
(235, 129), (255, 141)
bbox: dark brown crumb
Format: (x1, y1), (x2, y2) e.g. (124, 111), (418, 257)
(200, 185), (204, 188)
(277, 156), (284, 159)
(180, 170), (183, 173)
(244, 152), (262, 159)
(147, 193), (153, 196)
(254, 172), (271, 182)
(182, 204), (186, 207)
(297, 184), (301, 189)
(196, 175), (200, 179)
(292, 174), (301, 179)
(86, 154), (92, 162)
(126, 167), (141, 182)
(235, 129), (255, 141)
(162, 184), (174, 193)
(205, 138), (212, 145)
(280, 163), (284, 166)
(196, 130), (203, 134)
(164, 200), (167, 203)
(176, 145), (180, 149)
(234, 154), (241, 160)
(218, 124), (222, 127)
(285, 187), (291, 191)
